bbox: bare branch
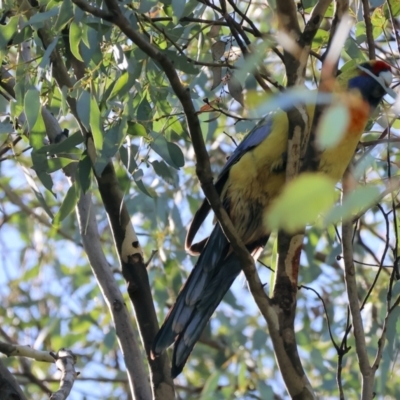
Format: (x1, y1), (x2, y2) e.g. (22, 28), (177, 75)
(328, 0), (349, 52)
(25, 4), (174, 397)
(361, 0), (376, 59)
(76, 193), (152, 400)
(49, 349), (77, 400)
(0, 341), (55, 363)
(276, 0), (301, 39)
(71, 2), (312, 397)
(1, 28), (153, 397)
(299, 285), (339, 351)
(337, 311), (352, 400)
(342, 171), (374, 399)
(360, 205), (391, 310)
(301, 0), (331, 47)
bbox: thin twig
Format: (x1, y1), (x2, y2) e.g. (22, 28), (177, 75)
(226, 0), (261, 35)
(299, 285), (339, 351)
(337, 310), (352, 400)
(360, 204), (391, 310)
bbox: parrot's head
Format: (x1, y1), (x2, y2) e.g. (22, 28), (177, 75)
(338, 60), (393, 111)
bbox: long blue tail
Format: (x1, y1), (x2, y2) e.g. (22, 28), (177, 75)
(152, 223), (243, 377)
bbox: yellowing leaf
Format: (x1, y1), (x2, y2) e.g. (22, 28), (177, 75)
(211, 41), (226, 61)
(199, 98), (221, 112)
(207, 23), (222, 38)
(227, 75), (244, 106)
(266, 173), (337, 232)
(210, 66), (222, 90)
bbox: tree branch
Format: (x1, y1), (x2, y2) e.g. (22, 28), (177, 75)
(342, 171), (374, 399)
(361, 0), (375, 60)
(1, 31), (153, 398)
(49, 349), (77, 400)
(72, 0), (291, 391)
(27, 5), (174, 397)
(0, 341), (55, 363)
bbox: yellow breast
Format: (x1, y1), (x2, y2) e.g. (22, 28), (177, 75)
(221, 95), (370, 239)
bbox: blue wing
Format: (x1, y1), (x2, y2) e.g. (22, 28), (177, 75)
(185, 115), (274, 251)
(219, 115), (274, 175)
(153, 115), (275, 375)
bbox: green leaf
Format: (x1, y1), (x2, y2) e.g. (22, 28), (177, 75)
(266, 173), (337, 232)
(371, 7), (385, 28)
(94, 119), (128, 175)
(149, 132), (184, 169)
(324, 185), (381, 225)
(25, 91), (47, 152)
(235, 40), (271, 83)
(36, 171), (54, 195)
(119, 145), (139, 174)
(80, 25), (103, 66)
(237, 361), (247, 391)
(312, 29), (329, 49)
(257, 381), (274, 398)
(39, 36), (59, 68)
(355, 22), (367, 44)
(24, 89), (40, 134)
(127, 122), (147, 137)
(38, 131), (84, 155)
(200, 372), (221, 400)
(33, 157), (77, 173)
(77, 153), (92, 194)
(181, 0), (199, 17)
(25, 7), (60, 28)
(151, 160), (176, 184)
(137, 96), (152, 123)
(107, 72), (131, 101)
(89, 95), (103, 152)
(387, 0), (400, 16)
(69, 21), (83, 62)
(23, 264), (40, 281)
(172, 0), (186, 19)
(77, 90), (91, 131)
(0, 16), (18, 50)
(161, 51), (199, 75)
(344, 37), (365, 59)
(54, 0), (74, 32)
(53, 183), (79, 226)
(134, 177), (154, 197)
(22, 165), (54, 217)
(317, 104), (349, 149)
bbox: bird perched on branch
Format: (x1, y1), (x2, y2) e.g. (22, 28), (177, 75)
(152, 60), (393, 377)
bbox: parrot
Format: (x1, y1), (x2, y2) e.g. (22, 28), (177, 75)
(152, 60), (393, 378)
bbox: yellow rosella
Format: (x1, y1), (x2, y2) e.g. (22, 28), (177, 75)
(152, 60), (393, 377)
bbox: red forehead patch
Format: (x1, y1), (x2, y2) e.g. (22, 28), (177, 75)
(372, 60), (391, 74)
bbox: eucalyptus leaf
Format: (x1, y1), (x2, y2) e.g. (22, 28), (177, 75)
(266, 174), (337, 232)
(53, 183), (79, 226)
(149, 132), (184, 169)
